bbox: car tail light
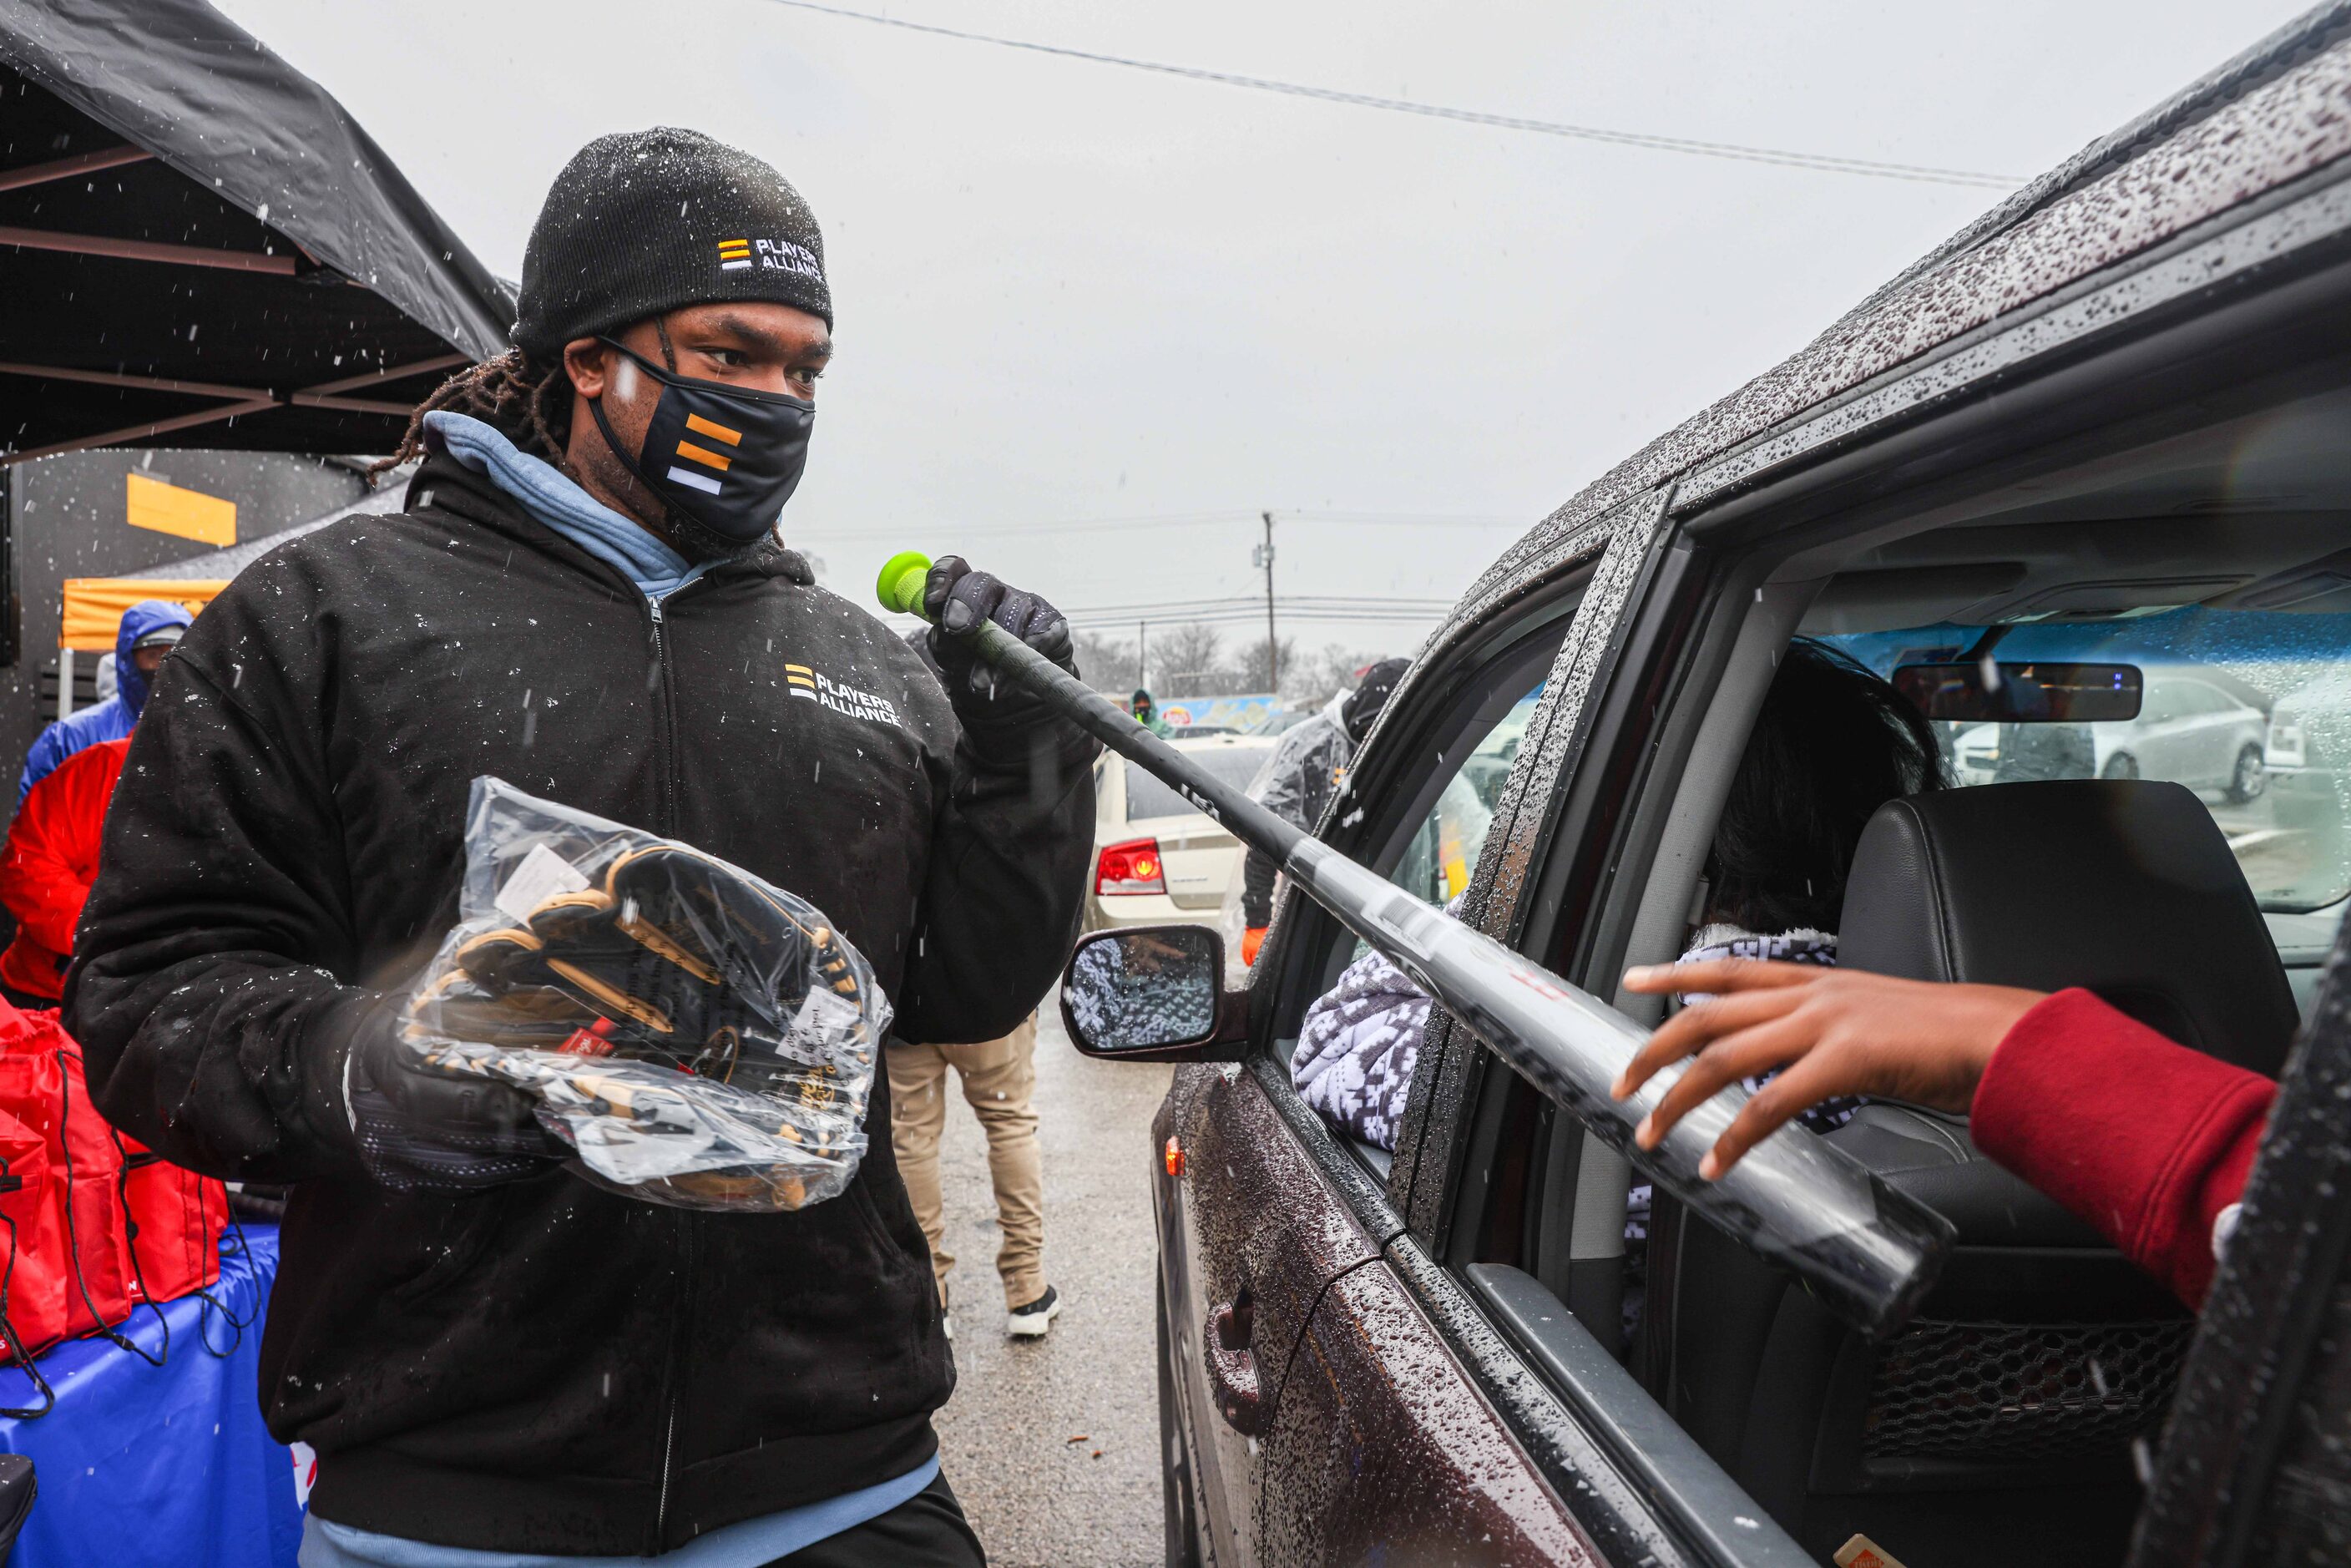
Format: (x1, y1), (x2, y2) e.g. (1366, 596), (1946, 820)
(1095, 837), (1165, 896)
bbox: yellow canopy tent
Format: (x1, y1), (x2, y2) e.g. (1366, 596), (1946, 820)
(52, 578), (225, 721)
(58, 579), (224, 652)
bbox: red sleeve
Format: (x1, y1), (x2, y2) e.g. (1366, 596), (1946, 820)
(0, 741), (128, 958)
(1970, 987), (2274, 1307)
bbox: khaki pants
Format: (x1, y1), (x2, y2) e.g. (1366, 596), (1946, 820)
(887, 1016), (1045, 1310)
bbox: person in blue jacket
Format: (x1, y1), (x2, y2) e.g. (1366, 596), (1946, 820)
(18, 599), (192, 804)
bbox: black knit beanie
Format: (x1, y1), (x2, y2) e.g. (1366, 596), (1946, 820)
(512, 128), (831, 359)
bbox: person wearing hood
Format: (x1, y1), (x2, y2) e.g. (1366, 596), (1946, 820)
(67, 129), (1094, 1567)
(1235, 657), (1408, 962)
(1131, 688), (1173, 736)
(16, 599), (190, 804)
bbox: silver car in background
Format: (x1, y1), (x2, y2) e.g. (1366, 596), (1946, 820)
(1953, 665), (2269, 801)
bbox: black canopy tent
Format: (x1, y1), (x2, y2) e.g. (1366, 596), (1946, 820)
(0, 0), (512, 464)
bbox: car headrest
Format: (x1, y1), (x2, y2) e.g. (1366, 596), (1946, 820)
(1839, 780), (2297, 1075)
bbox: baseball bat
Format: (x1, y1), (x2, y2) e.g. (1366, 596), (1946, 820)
(880, 551), (1952, 1338)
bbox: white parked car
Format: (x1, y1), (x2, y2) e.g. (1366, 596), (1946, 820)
(1084, 732), (1275, 933)
(1950, 667), (2268, 801)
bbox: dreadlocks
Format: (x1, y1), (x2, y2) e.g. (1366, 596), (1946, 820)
(371, 350), (575, 479)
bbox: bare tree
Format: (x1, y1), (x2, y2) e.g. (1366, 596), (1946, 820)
(1155, 623), (1230, 698)
(1286, 644), (1391, 709)
(1231, 635), (1297, 695)
(1074, 632), (1139, 694)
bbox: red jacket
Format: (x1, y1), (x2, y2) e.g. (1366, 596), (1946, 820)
(0, 739), (129, 1001)
(1972, 987), (2275, 1308)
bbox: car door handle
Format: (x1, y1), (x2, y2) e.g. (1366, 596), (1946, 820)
(1206, 1295), (1266, 1435)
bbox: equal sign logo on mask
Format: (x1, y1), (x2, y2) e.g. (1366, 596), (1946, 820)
(668, 412), (741, 497)
(717, 238), (753, 272)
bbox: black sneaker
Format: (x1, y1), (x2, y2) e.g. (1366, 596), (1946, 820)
(1006, 1284), (1061, 1339)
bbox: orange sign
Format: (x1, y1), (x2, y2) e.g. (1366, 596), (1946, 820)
(125, 473), (236, 547)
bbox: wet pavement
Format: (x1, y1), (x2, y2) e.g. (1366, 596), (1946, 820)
(926, 1006), (1173, 1568)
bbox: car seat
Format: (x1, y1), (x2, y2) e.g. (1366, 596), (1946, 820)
(1637, 780), (2298, 1568)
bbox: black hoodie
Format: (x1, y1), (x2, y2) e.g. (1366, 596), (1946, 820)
(64, 452), (1095, 1555)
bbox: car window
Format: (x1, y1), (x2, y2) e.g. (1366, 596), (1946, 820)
(1283, 650), (1554, 1169)
(1124, 745), (1267, 821)
(1388, 687), (1541, 906)
(1831, 607), (2351, 913)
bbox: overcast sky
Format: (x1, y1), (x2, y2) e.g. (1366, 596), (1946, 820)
(222, 0), (2312, 671)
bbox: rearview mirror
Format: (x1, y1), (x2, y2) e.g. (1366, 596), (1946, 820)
(1060, 926), (1247, 1062)
(1893, 660), (2142, 723)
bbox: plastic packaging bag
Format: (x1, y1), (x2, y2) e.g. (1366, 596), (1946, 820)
(398, 777), (887, 1211)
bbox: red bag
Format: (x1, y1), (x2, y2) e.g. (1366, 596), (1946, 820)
(0, 1104), (66, 1403)
(0, 1013), (137, 1347)
(114, 1133), (225, 1308)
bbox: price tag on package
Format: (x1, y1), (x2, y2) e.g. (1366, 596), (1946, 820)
(494, 843), (590, 924)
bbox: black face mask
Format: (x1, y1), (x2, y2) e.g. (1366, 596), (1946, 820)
(587, 338), (816, 544)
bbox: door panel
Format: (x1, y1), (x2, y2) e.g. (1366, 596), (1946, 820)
(1162, 1060), (1380, 1565)
(1262, 1256), (1605, 1565)
(2131, 918), (2351, 1563)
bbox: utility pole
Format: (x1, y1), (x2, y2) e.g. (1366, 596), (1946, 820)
(1138, 619), (1149, 692)
(1255, 510), (1277, 694)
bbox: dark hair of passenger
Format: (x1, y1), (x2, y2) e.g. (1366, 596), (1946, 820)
(1703, 638), (1945, 935)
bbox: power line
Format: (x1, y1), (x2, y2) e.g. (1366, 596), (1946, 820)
(789, 509), (1525, 544)
(1063, 594), (1454, 615)
(878, 594), (1458, 631)
(753, 0), (2024, 190)
(1069, 603), (1443, 616)
(1065, 604), (1450, 626)
(1281, 511), (1525, 528)
(1067, 592), (1457, 606)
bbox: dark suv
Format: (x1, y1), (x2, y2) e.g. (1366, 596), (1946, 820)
(1064, 11), (2351, 1567)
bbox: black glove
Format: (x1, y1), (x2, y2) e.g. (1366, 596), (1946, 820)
(345, 1009), (569, 1192)
(922, 556), (1078, 750)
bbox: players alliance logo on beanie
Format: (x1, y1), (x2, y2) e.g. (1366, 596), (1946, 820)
(715, 238), (822, 280)
(513, 128), (834, 357)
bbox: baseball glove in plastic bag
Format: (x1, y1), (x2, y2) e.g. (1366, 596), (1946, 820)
(400, 777), (887, 1211)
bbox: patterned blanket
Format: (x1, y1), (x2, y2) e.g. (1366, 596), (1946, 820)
(1290, 943), (1430, 1152)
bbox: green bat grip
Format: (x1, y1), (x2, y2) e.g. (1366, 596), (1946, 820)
(876, 550), (934, 619)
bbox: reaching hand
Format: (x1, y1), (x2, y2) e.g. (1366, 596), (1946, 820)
(1609, 960), (2045, 1181)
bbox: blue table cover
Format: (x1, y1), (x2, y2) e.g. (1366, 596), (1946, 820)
(0, 1222), (300, 1568)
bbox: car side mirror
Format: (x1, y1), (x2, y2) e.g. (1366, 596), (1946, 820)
(1060, 925), (1248, 1062)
